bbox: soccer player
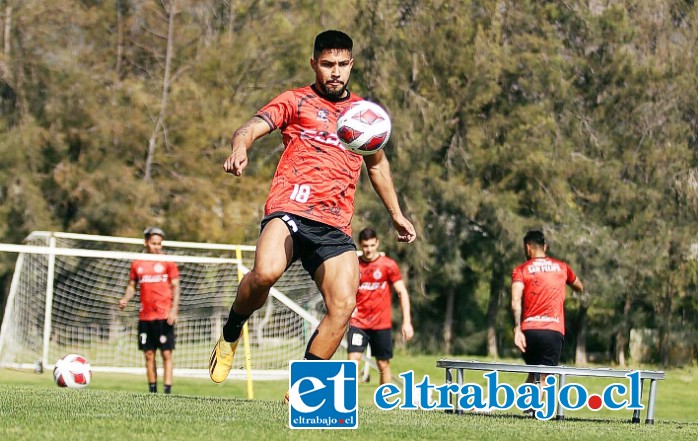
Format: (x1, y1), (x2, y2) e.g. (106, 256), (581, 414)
(209, 30), (416, 386)
(119, 227), (181, 394)
(347, 228), (413, 385)
(511, 229), (585, 386)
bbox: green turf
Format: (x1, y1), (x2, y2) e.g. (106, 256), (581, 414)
(1, 354), (697, 441)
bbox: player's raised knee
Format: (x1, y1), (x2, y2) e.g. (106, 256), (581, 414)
(327, 294), (356, 319)
(249, 268), (282, 290)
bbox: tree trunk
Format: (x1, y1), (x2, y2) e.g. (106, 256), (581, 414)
(486, 259), (503, 358)
(660, 290), (673, 366)
(227, 0), (236, 41)
(3, 5), (11, 56)
(0, 5), (14, 109)
(574, 302), (588, 365)
(1, 4), (27, 119)
(442, 287), (454, 355)
(144, 0), (176, 182)
(115, 0), (124, 78)
(319, 0), (326, 28)
(615, 290), (633, 367)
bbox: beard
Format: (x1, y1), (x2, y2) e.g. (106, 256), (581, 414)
(319, 81), (347, 99)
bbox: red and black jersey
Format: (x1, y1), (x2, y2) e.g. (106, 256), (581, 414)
(129, 260), (179, 321)
(350, 255), (402, 330)
(255, 85), (365, 235)
(511, 257), (577, 335)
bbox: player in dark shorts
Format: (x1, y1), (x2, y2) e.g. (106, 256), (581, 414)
(511, 230), (585, 387)
(347, 228), (413, 384)
(520, 329), (564, 367)
(119, 227), (180, 394)
(208, 30), (417, 395)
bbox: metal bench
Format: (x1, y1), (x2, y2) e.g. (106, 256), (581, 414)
(436, 359), (666, 424)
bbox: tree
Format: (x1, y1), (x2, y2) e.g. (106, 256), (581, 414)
(143, 0), (176, 182)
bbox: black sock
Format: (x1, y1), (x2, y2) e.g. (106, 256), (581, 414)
(303, 352), (324, 360)
(222, 307), (251, 342)
(164, 384), (172, 394)
(149, 383), (157, 393)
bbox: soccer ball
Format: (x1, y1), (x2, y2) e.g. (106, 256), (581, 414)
(336, 100), (392, 156)
(53, 353), (92, 388)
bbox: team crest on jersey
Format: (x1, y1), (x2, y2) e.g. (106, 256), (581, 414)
(316, 109), (329, 121)
(373, 269), (382, 280)
(154, 263), (165, 273)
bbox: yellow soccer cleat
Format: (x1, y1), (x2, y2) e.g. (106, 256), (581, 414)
(209, 335), (239, 383)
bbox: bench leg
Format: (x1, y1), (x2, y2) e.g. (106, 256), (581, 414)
(632, 379), (643, 424)
(556, 374), (565, 421)
(645, 379), (658, 425)
(445, 368), (453, 414)
(455, 368), (464, 415)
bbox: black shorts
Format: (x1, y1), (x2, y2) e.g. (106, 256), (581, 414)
(347, 326), (393, 360)
(137, 319), (175, 351)
(261, 212), (356, 278)
(521, 329), (563, 366)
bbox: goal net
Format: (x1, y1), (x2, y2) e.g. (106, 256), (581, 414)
(0, 231), (348, 380)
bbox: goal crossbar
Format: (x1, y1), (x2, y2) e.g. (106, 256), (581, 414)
(0, 244), (242, 264)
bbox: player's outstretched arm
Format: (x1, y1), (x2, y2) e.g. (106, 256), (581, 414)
(364, 151), (416, 243)
(224, 116), (272, 176)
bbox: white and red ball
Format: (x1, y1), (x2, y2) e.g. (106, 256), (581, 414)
(336, 100), (392, 156)
(53, 353), (92, 388)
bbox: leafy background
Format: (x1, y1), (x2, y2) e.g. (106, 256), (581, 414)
(1, 0), (697, 365)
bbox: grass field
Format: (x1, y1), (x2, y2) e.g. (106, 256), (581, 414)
(2, 354), (698, 440)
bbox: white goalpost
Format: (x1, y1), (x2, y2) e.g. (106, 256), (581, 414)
(0, 231), (350, 383)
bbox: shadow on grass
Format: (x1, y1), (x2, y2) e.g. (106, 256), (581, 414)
(442, 410), (698, 427)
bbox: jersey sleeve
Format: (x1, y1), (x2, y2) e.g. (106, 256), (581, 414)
(565, 263), (577, 285)
(129, 261), (138, 282)
(386, 258), (402, 284)
(168, 262), (180, 280)
(512, 266), (524, 283)
(255, 90), (296, 132)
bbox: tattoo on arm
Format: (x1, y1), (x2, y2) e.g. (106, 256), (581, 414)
(232, 117), (269, 153)
(233, 120), (253, 138)
(233, 120), (255, 139)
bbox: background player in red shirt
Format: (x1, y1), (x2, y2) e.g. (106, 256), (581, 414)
(347, 228), (413, 385)
(209, 30), (416, 387)
(511, 229), (584, 386)
(119, 227), (180, 394)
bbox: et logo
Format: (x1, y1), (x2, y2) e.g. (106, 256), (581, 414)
(288, 360), (358, 429)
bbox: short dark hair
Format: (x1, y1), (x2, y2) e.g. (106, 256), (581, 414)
(358, 228), (377, 242)
(144, 226), (165, 239)
(313, 30), (353, 59)
(523, 230), (545, 247)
